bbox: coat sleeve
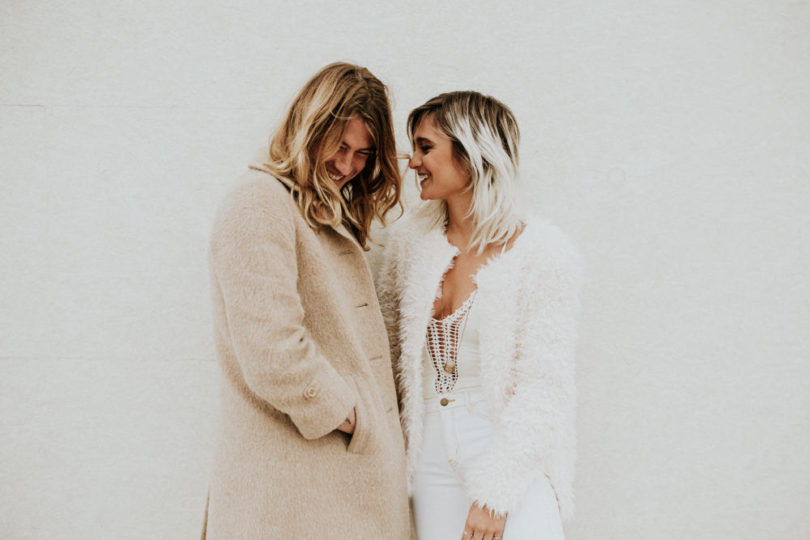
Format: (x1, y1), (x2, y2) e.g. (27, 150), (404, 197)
(463, 246), (583, 519)
(210, 182), (356, 440)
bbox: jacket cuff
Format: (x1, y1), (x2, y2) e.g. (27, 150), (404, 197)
(463, 452), (537, 517)
(287, 369), (356, 440)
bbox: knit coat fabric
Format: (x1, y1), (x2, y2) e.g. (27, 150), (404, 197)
(203, 165), (410, 539)
(376, 213), (583, 521)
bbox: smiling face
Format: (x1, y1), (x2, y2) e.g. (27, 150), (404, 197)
(322, 115), (375, 190)
(409, 114), (470, 201)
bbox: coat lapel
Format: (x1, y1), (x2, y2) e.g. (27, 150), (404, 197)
(331, 220), (362, 250)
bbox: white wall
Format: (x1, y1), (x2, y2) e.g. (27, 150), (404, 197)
(2, 1), (808, 538)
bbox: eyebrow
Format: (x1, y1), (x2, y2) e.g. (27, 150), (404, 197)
(341, 141), (375, 152)
(414, 137), (434, 145)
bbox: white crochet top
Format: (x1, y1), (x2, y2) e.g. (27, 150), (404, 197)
(423, 290), (482, 397)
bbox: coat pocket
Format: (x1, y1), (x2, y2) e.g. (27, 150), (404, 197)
(345, 378), (373, 455)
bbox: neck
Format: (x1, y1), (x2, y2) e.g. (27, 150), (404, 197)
(444, 191), (474, 249)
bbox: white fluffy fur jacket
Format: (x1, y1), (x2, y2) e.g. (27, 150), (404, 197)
(376, 213), (583, 521)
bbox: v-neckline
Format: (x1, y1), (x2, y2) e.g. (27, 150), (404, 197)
(430, 289), (477, 322)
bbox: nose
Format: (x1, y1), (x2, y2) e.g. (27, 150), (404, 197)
(334, 153), (352, 175)
(409, 153), (421, 169)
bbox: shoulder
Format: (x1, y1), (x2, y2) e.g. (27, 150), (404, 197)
(379, 211), (431, 259)
(509, 214), (584, 287)
(518, 214), (582, 265)
(390, 210), (450, 250)
(377, 210), (451, 285)
(377, 213), (419, 272)
(384, 211), (433, 244)
(217, 168), (296, 221)
(212, 168), (298, 246)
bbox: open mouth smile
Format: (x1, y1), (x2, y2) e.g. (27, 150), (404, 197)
(327, 168), (347, 184)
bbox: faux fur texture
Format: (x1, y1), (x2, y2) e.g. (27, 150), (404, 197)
(376, 213), (583, 520)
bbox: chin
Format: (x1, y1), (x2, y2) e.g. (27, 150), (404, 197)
(334, 178), (353, 190)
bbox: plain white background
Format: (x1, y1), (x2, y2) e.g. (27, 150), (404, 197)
(2, 1), (809, 538)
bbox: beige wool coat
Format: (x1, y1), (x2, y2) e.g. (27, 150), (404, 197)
(202, 164), (410, 539)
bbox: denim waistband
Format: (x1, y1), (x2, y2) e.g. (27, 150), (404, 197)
(423, 386), (487, 413)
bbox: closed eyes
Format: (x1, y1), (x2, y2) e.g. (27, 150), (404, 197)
(341, 144), (374, 158)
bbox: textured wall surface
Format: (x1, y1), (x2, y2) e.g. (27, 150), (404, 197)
(2, 1), (809, 538)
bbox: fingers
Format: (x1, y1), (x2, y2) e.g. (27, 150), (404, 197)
(462, 523), (503, 540)
(336, 408), (357, 434)
(463, 503), (506, 540)
(461, 530), (501, 540)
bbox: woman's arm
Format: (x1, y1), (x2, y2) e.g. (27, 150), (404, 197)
(210, 182), (356, 440)
(463, 248), (584, 519)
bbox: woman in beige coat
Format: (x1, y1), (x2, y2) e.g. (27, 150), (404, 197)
(203, 63), (410, 538)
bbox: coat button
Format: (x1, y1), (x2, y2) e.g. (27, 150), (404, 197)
(440, 398), (449, 406)
(303, 384), (320, 399)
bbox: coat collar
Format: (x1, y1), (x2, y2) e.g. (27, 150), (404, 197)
(248, 162), (361, 249)
(397, 213), (541, 282)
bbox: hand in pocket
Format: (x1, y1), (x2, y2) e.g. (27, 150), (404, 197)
(336, 407), (357, 434)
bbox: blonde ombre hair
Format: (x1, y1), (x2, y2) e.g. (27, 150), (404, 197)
(407, 91), (523, 253)
(264, 62), (401, 249)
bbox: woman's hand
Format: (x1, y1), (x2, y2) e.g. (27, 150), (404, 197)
(336, 407), (356, 434)
(461, 502), (506, 540)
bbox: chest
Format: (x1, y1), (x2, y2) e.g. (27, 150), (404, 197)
(432, 250), (495, 319)
(297, 224), (371, 304)
(294, 222), (390, 358)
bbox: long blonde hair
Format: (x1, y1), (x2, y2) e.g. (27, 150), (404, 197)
(264, 62), (401, 249)
(407, 91), (523, 253)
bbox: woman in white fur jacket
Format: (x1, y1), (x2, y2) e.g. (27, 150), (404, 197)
(377, 92), (583, 540)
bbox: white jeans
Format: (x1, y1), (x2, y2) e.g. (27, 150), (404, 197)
(412, 389), (565, 540)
